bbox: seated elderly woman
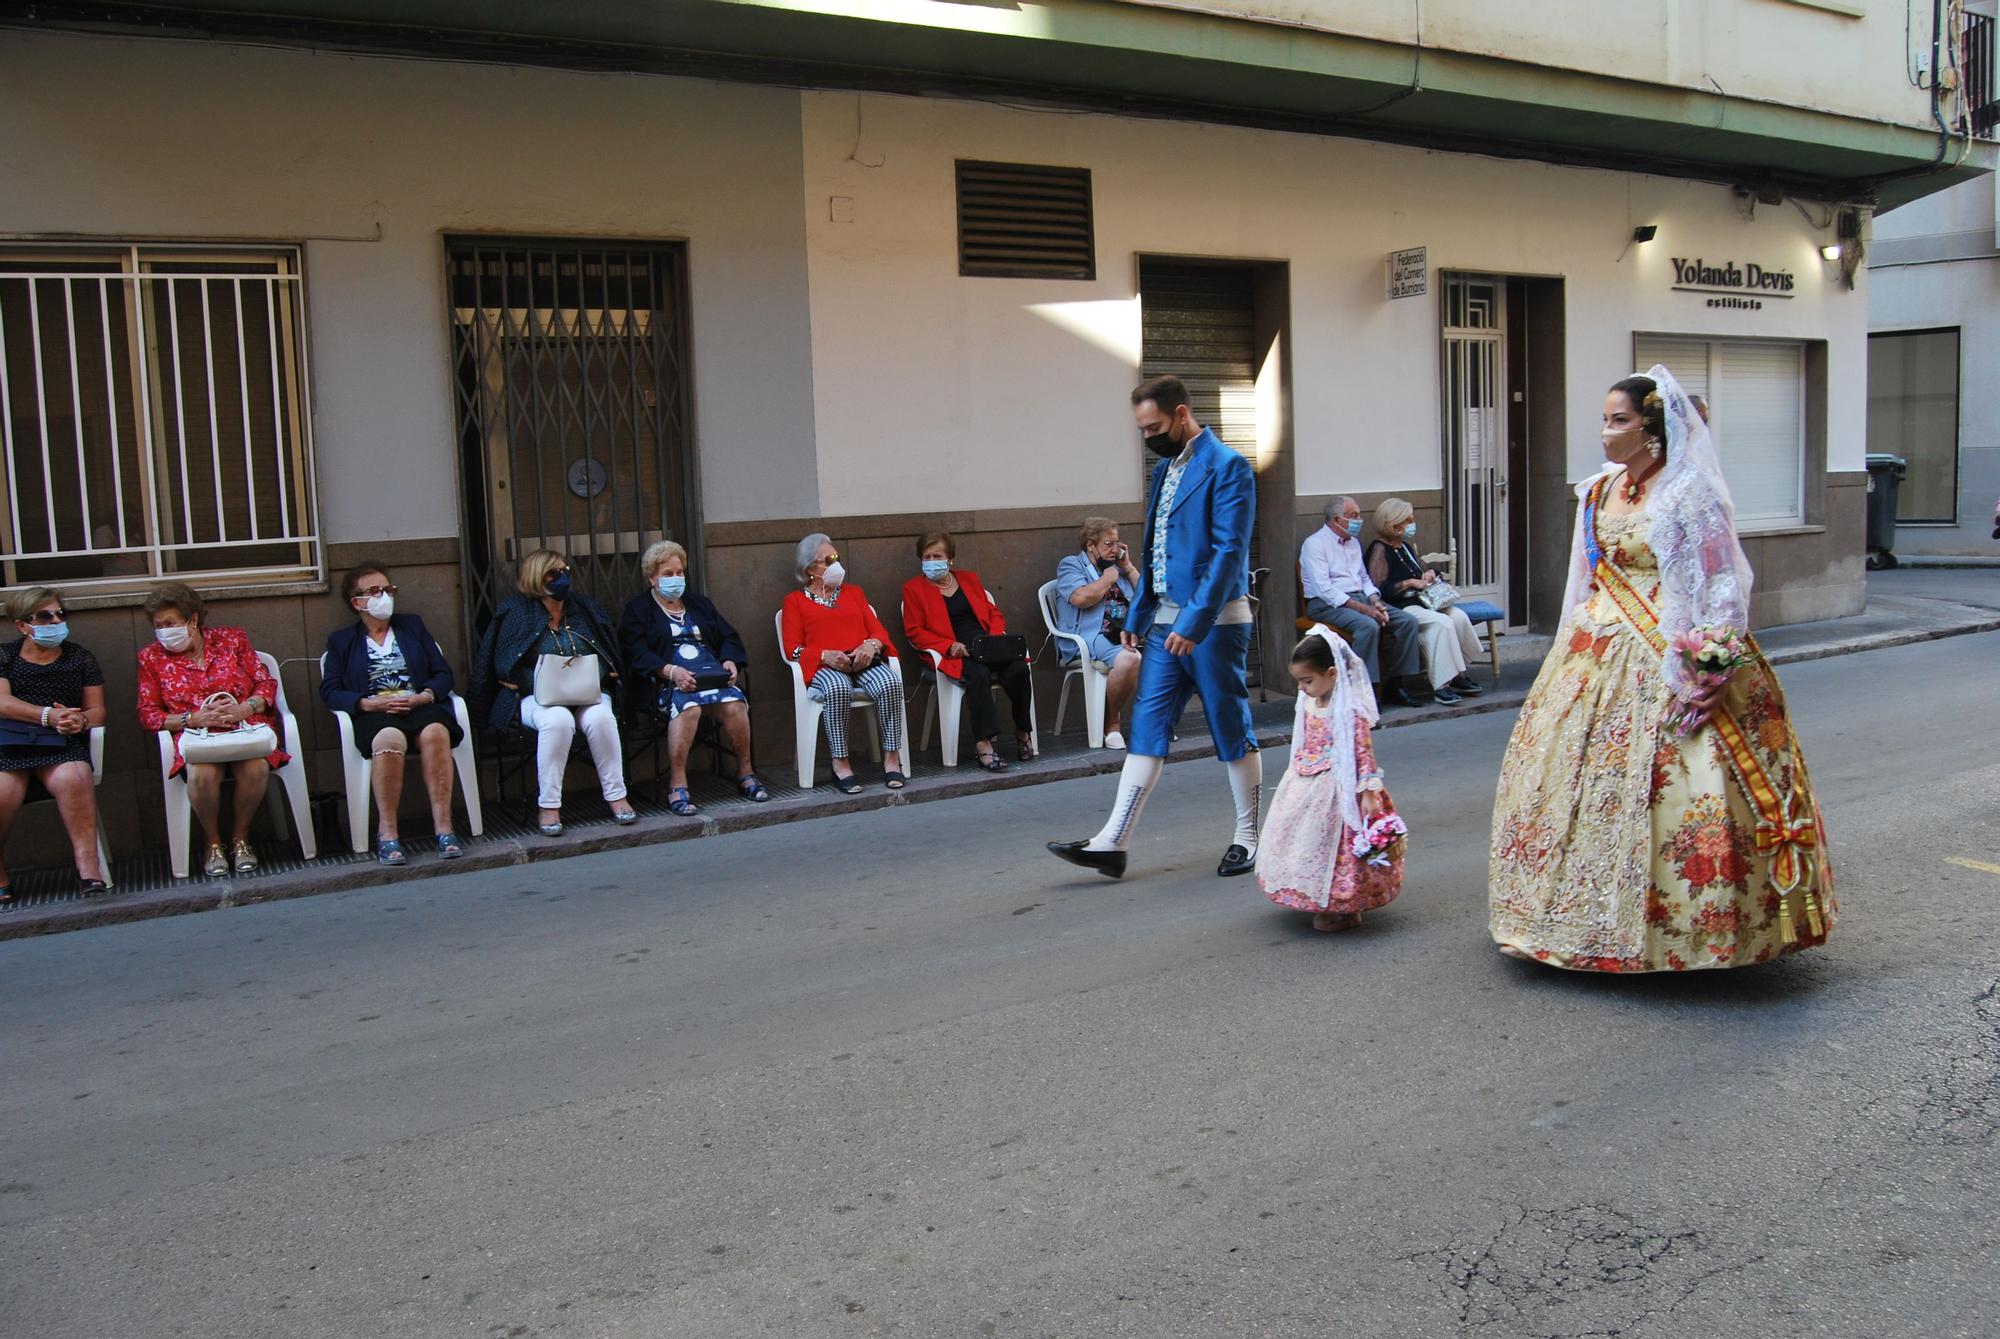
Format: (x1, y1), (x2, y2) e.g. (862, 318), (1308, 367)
(901, 530), (1034, 771)
(320, 558), (467, 865)
(619, 540), (769, 816)
(472, 548), (633, 836)
(779, 533), (907, 793)
(137, 581), (290, 879)
(0, 586), (109, 903)
(1363, 498), (1487, 706)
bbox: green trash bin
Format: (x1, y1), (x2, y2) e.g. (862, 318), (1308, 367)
(1863, 453), (1907, 570)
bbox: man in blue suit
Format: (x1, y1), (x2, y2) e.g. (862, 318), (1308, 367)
(1049, 375), (1261, 879)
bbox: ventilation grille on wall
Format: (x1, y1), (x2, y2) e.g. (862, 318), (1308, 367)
(956, 160), (1096, 280)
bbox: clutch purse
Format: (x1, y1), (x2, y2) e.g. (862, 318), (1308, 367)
(0, 718), (66, 750)
(1417, 579), (1461, 611)
(967, 633), (1028, 662)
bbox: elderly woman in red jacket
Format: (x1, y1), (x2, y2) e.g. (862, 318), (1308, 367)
(901, 530), (1034, 772)
(780, 533), (908, 794)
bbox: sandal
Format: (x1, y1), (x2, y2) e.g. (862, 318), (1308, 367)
(737, 773), (772, 803)
(667, 787), (699, 817)
(884, 770), (906, 790)
(833, 772), (864, 795)
(80, 879), (109, 897)
(1017, 738), (1036, 762)
(376, 839), (407, 867)
(436, 832), (463, 860)
(975, 751), (1009, 773)
(0, 885), (14, 908)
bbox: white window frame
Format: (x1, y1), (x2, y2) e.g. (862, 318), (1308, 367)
(0, 242), (321, 594)
(1634, 333), (1809, 531)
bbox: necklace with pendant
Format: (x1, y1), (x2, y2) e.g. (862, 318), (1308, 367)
(1622, 458), (1665, 503)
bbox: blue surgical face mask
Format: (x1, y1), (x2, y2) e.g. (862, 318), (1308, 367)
(921, 558), (949, 580)
(29, 622), (68, 648)
(656, 575), (686, 600)
(1344, 518), (1363, 539)
(1402, 523), (1418, 540)
(546, 572), (572, 601)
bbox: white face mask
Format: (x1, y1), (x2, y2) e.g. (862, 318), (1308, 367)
(155, 623), (192, 652)
(822, 561), (846, 589)
(365, 593), (395, 620)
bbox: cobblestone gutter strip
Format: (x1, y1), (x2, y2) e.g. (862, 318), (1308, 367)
(5, 610), (1996, 942)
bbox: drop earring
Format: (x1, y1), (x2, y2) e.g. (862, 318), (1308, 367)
(1647, 437), (1663, 459)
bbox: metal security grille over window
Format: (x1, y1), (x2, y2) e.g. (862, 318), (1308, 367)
(956, 161), (1095, 280)
(0, 246), (317, 591)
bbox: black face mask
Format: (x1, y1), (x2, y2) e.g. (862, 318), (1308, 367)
(1143, 427), (1180, 458)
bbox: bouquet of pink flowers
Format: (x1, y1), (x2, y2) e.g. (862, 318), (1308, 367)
(1665, 625), (1754, 736)
(1350, 812), (1409, 867)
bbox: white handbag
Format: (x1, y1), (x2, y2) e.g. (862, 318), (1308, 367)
(178, 691), (279, 765)
(532, 650), (602, 707)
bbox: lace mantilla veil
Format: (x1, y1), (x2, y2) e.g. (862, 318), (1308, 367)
(1295, 623), (1378, 837)
(1557, 363), (1755, 701)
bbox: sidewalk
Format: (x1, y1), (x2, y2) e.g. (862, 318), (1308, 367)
(5, 576), (1996, 941)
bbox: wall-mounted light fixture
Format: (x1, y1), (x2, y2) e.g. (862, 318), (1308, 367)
(1820, 243), (1844, 261)
(1631, 225), (1659, 243)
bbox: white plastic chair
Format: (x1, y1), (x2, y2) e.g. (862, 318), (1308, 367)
(319, 652), (485, 854)
(156, 650), (317, 879)
(85, 725), (113, 886)
(775, 606), (904, 789)
(1037, 579), (1108, 749)
(904, 598), (1038, 767)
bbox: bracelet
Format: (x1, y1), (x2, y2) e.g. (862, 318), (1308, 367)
(40, 705), (51, 727)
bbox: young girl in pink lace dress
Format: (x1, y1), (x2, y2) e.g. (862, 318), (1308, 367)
(1258, 627), (1404, 932)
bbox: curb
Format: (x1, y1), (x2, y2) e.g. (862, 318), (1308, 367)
(6, 610), (1998, 942)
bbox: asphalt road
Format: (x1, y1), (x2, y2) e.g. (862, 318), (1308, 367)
(3, 632), (1998, 1339)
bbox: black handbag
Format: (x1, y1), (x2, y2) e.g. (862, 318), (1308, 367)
(967, 633), (1027, 663)
(670, 638), (736, 691)
(0, 719), (66, 751)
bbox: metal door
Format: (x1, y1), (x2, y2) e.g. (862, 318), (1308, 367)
(447, 240), (694, 639)
(1441, 276), (1509, 619)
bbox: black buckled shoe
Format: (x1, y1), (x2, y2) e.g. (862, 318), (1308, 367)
(1217, 844), (1257, 877)
(1047, 840), (1127, 879)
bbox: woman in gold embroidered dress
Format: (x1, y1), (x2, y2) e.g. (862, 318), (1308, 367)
(1488, 366), (1834, 972)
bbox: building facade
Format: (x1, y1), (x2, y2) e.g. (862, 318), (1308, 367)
(1869, 173), (2000, 554)
(0, 1), (1989, 859)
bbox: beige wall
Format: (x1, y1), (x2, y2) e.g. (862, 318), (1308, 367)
(799, 89), (1872, 519)
(0, 30), (822, 541)
(1119, 0), (1939, 128)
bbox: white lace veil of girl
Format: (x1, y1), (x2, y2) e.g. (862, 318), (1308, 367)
(1296, 623), (1378, 836)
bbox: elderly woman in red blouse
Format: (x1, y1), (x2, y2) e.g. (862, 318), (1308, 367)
(901, 529), (1034, 772)
(780, 533), (907, 794)
(137, 581), (289, 879)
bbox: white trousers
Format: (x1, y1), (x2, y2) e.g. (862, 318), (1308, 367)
(1403, 604), (1485, 689)
(519, 693), (627, 809)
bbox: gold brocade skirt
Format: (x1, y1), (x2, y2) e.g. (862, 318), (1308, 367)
(1487, 609), (1835, 972)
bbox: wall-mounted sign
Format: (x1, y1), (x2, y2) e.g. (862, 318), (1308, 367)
(1388, 247), (1427, 300)
(1670, 257), (1796, 310)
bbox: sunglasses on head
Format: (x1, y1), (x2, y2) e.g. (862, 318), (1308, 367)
(21, 609), (68, 625)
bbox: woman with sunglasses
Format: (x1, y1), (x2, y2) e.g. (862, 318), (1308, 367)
(320, 560), (467, 865)
(0, 587), (108, 903)
(472, 549), (633, 836)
